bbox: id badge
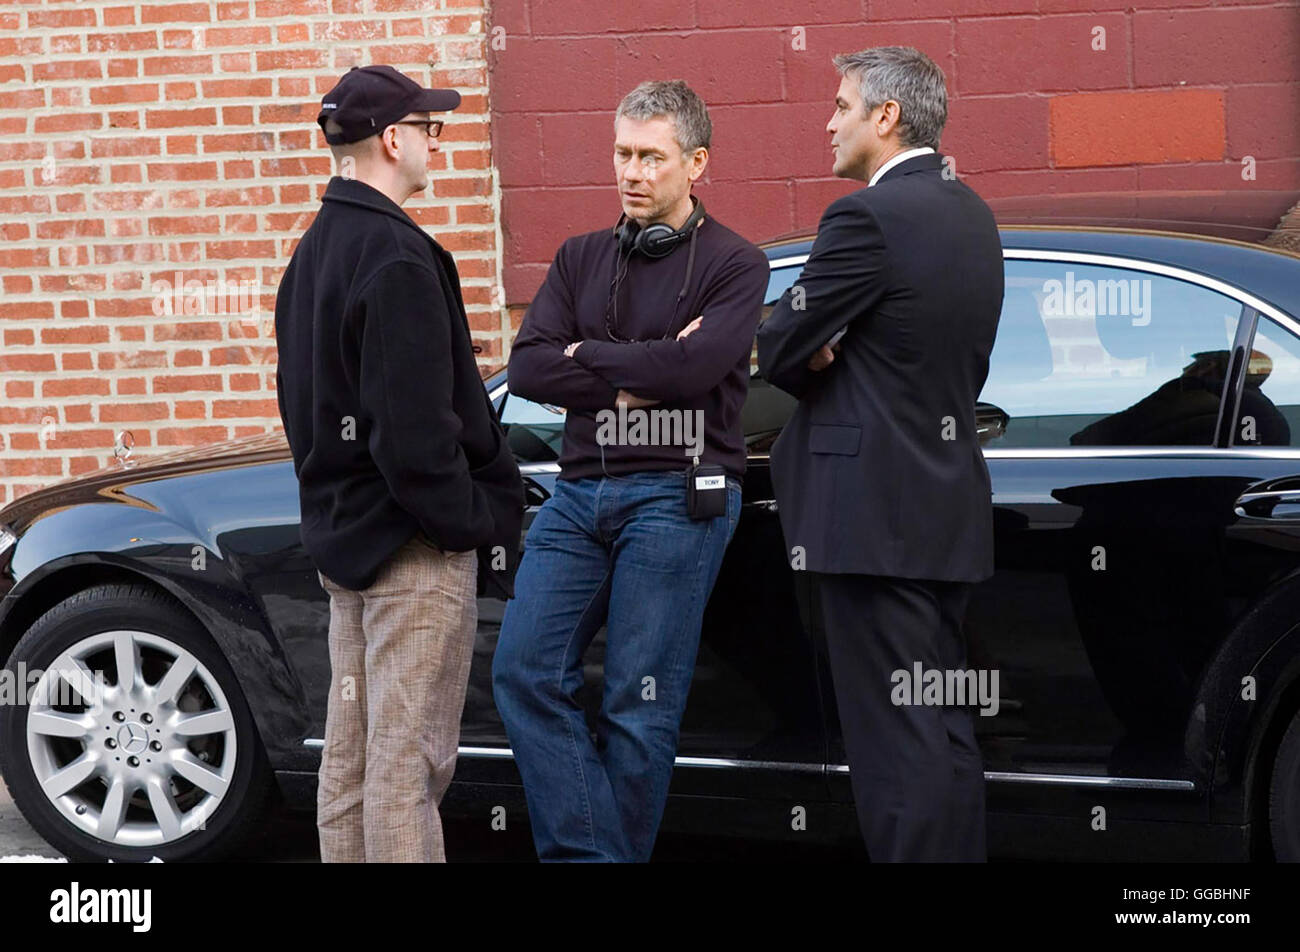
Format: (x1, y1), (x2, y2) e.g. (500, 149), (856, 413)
(687, 456), (727, 520)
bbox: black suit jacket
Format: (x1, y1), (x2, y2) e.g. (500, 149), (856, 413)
(756, 152), (1004, 583)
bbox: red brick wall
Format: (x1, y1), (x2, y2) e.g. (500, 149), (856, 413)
(3, 0), (1297, 506)
(0, 0), (499, 505)
(489, 0), (1300, 307)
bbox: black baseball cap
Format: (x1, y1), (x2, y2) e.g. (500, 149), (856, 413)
(317, 65), (461, 145)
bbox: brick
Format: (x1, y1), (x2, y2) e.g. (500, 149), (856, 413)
(697, 0), (861, 28)
(492, 36), (619, 113)
(89, 84), (162, 105)
(1227, 84), (1300, 163)
(0, 353), (56, 373)
(213, 398), (279, 417)
(157, 426), (229, 445)
(140, 3), (211, 22)
(43, 377), (112, 397)
(88, 31), (158, 53)
(1051, 90), (1225, 167)
(41, 325), (110, 345)
(1134, 7), (1300, 86)
(145, 107), (218, 129)
(956, 14), (1128, 95)
(99, 402), (170, 421)
(28, 8), (97, 28)
(784, 20), (954, 102)
(153, 374), (225, 393)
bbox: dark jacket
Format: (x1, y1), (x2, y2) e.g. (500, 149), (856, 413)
(756, 152), (1004, 583)
(274, 176), (524, 595)
(507, 215), (768, 480)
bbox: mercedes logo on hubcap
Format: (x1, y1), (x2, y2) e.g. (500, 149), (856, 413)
(116, 722), (148, 754)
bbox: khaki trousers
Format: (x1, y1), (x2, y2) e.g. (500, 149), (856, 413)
(315, 536), (478, 862)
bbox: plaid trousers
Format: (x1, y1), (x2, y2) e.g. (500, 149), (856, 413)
(315, 535), (478, 862)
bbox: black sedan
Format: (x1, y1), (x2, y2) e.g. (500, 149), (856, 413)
(4, 192), (1300, 862)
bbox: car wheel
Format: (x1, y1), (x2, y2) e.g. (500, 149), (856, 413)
(0, 583), (272, 861)
(1269, 707), (1300, 861)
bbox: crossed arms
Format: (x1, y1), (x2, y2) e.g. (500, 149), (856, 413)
(756, 195), (891, 398)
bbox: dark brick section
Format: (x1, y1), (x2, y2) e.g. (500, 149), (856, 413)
(489, 0), (1300, 306)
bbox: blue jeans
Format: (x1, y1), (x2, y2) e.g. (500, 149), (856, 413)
(492, 470), (742, 862)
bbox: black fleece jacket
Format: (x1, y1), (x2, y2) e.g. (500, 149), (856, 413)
(274, 176), (524, 594)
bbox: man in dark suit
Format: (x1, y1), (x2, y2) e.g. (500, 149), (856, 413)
(756, 46), (1004, 862)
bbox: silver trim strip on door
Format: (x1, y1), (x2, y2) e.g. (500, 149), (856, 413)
(301, 740), (1195, 790)
(979, 771), (1196, 791)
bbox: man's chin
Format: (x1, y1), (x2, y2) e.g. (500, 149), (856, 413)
(620, 200), (652, 223)
(832, 159), (868, 183)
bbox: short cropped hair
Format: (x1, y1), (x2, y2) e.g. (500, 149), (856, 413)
(615, 79), (712, 154)
(832, 46), (948, 150)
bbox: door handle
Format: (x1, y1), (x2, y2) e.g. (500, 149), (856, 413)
(1233, 490), (1300, 518)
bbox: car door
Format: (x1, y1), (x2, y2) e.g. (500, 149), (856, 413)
(944, 251), (1273, 829)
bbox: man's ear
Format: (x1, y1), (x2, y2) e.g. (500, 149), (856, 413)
(688, 146), (709, 182)
(876, 100), (902, 137)
(379, 125), (402, 161)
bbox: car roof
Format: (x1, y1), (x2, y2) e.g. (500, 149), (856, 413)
(760, 189), (1300, 247)
(760, 189), (1300, 319)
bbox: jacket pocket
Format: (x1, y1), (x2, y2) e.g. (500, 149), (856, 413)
(808, 423), (861, 456)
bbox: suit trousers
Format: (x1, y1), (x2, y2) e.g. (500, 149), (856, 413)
(315, 536), (478, 862)
(813, 572), (987, 862)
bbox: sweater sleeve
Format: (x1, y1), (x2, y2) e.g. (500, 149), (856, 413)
(356, 258), (497, 552)
(570, 246), (768, 402)
(756, 194), (890, 398)
(507, 241), (621, 412)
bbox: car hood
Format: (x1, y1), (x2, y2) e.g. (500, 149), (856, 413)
(0, 430), (292, 534)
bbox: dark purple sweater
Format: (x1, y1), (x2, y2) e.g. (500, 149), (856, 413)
(507, 213), (768, 481)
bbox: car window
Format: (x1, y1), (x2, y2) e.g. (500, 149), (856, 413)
(1230, 315), (1300, 446)
(980, 259), (1244, 448)
(743, 262), (803, 445)
(499, 391), (566, 463)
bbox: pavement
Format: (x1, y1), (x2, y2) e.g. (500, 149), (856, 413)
(1, 771), (861, 862)
(0, 779), (64, 861)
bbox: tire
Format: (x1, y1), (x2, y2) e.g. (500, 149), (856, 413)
(0, 583), (272, 862)
(1269, 709), (1300, 861)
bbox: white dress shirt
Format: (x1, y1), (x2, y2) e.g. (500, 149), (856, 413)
(868, 146), (936, 187)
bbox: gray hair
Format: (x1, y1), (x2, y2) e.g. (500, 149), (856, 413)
(832, 46), (947, 150)
(615, 79), (712, 154)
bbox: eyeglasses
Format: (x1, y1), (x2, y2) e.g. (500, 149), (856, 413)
(392, 118), (444, 138)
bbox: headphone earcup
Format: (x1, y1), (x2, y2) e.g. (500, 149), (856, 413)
(636, 223), (678, 258)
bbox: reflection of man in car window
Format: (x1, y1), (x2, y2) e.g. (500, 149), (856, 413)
(1070, 349), (1289, 446)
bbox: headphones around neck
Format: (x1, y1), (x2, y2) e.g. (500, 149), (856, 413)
(614, 195), (706, 258)
(604, 195), (706, 343)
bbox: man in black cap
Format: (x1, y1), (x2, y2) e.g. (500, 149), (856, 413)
(274, 65), (524, 863)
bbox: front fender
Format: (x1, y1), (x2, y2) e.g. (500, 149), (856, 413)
(1, 460), (318, 771)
